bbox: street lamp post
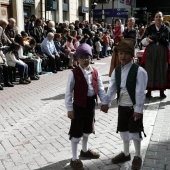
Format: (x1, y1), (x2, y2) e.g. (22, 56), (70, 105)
(112, 0), (115, 28)
(90, 0), (97, 25)
(102, 2), (105, 21)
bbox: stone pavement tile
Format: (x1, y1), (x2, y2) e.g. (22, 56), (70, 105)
(0, 161), (5, 170)
(27, 162), (40, 170)
(34, 156), (48, 167)
(2, 159), (16, 170)
(102, 164), (120, 170)
(12, 163), (29, 170)
(83, 159), (100, 170)
(91, 158), (105, 167)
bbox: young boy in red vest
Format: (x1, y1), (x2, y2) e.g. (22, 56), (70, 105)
(101, 39), (148, 170)
(65, 43), (106, 169)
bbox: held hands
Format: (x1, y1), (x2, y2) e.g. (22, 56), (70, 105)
(133, 112), (142, 121)
(101, 105), (109, 113)
(67, 111), (74, 120)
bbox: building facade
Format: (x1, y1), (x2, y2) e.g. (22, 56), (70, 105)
(93, 0), (136, 25)
(0, 0), (90, 33)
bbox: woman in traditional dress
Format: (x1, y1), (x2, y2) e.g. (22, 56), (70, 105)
(141, 11), (170, 98)
(109, 17), (137, 77)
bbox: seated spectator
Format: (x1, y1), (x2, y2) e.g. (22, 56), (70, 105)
(5, 43), (31, 84)
(66, 36), (77, 68)
(70, 30), (77, 46)
(25, 15), (37, 36)
(54, 33), (69, 68)
(32, 18), (44, 44)
(78, 23), (84, 36)
(24, 38), (42, 75)
(61, 28), (69, 46)
(0, 19), (11, 46)
(21, 31), (32, 45)
(5, 18), (18, 43)
(80, 34), (90, 44)
(46, 20), (56, 36)
(0, 50), (14, 89)
(0, 65), (3, 90)
(74, 35), (81, 49)
(41, 32), (63, 73)
(15, 34), (39, 80)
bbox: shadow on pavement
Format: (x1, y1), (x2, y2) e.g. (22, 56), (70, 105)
(102, 74), (109, 76)
(36, 159), (71, 170)
(102, 80), (110, 84)
(41, 93), (65, 101)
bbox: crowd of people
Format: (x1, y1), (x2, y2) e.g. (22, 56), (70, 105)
(0, 12), (170, 96)
(0, 15), (118, 90)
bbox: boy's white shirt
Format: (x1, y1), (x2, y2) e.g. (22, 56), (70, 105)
(103, 61), (148, 114)
(65, 65), (106, 112)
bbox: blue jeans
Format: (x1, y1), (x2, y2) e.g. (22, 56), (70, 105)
(102, 44), (108, 57)
(15, 62), (28, 78)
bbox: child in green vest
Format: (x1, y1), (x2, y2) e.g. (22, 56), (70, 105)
(101, 39), (148, 170)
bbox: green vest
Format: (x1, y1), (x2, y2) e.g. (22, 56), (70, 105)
(115, 63), (139, 105)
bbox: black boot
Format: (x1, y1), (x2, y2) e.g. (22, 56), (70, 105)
(160, 91), (166, 98)
(0, 84), (4, 90)
(146, 91), (152, 98)
(4, 82), (14, 87)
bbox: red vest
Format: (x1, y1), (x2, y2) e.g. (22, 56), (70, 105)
(72, 67), (98, 108)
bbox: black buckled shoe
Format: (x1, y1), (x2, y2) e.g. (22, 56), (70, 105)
(131, 156), (142, 170)
(70, 159), (83, 169)
(112, 152), (131, 164)
(80, 149), (100, 159)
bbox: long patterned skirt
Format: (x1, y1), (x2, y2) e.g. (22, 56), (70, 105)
(144, 43), (168, 91)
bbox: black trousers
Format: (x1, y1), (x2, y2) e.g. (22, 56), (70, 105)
(69, 97), (96, 139)
(0, 65), (11, 84)
(47, 54), (62, 71)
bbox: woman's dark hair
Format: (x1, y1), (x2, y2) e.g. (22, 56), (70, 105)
(29, 38), (36, 45)
(95, 37), (100, 41)
(15, 34), (24, 46)
(115, 19), (121, 24)
(67, 36), (73, 42)
(21, 31), (27, 37)
(71, 30), (77, 37)
(35, 19), (42, 26)
(76, 35), (81, 40)
(79, 23), (83, 29)
(6, 42), (20, 54)
(155, 11), (163, 17)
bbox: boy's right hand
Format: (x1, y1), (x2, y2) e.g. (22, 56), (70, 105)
(101, 105), (109, 113)
(67, 111), (74, 119)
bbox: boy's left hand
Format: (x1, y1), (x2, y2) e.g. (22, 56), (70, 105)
(67, 111), (74, 119)
(133, 112), (142, 121)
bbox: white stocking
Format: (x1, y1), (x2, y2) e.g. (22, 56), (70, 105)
(82, 133), (90, 152)
(123, 140), (130, 156)
(133, 140), (141, 157)
(71, 137), (81, 160)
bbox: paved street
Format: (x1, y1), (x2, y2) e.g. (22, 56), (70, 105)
(0, 56), (170, 170)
